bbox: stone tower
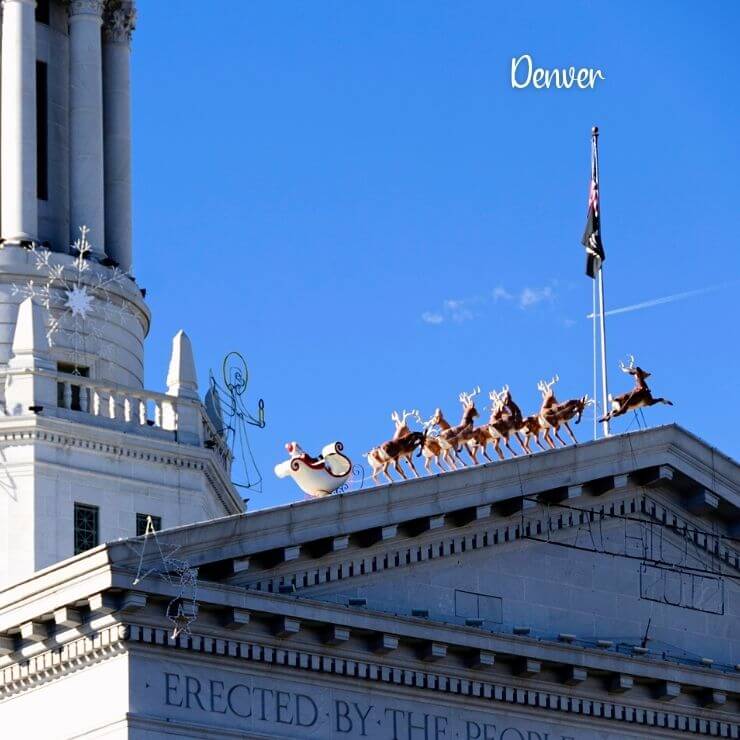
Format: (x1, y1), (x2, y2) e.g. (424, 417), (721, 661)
(0, 0), (242, 588)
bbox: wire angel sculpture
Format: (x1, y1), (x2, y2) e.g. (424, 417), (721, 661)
(204, 352), (266, 493)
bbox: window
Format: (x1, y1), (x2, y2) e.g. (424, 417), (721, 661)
(74, 503), (99, 555)
(35, 0), (50, 24)
(36, 61), (48, 200)
(57, 363), (89, 411)
(136, 513), (162, 536)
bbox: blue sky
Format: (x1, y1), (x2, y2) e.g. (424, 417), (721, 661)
(132, 1), (739, 508)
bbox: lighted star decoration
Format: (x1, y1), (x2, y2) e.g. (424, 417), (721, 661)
(11, 225), (135, 372)
(127, 516), (199, 639)
(168, 602), (197, 639)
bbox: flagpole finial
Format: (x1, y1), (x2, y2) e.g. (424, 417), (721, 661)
(592, 125), (599, 136)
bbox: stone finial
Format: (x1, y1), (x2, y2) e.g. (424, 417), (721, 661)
(5, 298), (56, 414)
(166, 330), (198, 399)
(9, 298), (54, 370)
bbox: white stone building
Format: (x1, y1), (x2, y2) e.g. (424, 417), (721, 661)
(0, 425), (739, 738)
(0, 3), (739, 740)
(0, 0), (241, 588)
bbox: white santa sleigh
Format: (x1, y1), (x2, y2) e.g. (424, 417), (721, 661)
(274, 441), (353, 497)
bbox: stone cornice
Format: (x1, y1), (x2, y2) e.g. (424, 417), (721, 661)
(0, 415), (243, 515)
(0, 624), (126, 698)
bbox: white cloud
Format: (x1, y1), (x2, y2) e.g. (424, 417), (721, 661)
(421, 311), (444, 325)
(519, 285), (554, 309)
(492, 286), (513, 301)
(423, 282), (558, 325)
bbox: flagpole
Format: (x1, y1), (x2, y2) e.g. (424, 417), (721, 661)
(592, 276), (598, 440)
(592, 126), (610, 437)
(597, 259), (610, 436)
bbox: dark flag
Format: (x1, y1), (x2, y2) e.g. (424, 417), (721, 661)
(581, 131), (605, 278)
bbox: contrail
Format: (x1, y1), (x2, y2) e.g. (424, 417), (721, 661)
(586, 283), (736, 319)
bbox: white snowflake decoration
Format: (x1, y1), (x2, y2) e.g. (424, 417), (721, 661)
(12, 226), (135, 371)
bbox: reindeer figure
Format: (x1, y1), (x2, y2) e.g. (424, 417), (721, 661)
(371, 427), (427, 483)
(467, 398), (500, 462)
(519, 411), (547, 454)
(552, 394), (593, 444)
(438, 388), (481, 465)
(416, 409), (458, 474)
(364, 409), (420, 483)
(488, 387), (526, 458)
(599, 356), (673, 422)
(536, 375), (565, 448)
(499, 385), (527, 452)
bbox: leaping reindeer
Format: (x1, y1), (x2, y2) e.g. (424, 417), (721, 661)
(599, 356), (673, 422)
(438, 388), (481, 465)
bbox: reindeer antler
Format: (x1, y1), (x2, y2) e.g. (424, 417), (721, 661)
(619, 355), (636, 373)
(414, 409), (437, 431)
(459, 386), (481, 406)
(537, 376), (559, 395)
(392, 409), (417, 429)
(400, 409), (417, 425)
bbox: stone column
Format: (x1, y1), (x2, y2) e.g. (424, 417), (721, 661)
(102, 2), (135, 271)
(68, 0), (105, 256)
(1, 0), (38, 244)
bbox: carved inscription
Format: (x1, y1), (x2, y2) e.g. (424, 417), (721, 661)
(639, 563), (724, 615)
(161, 670), (580, 739)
